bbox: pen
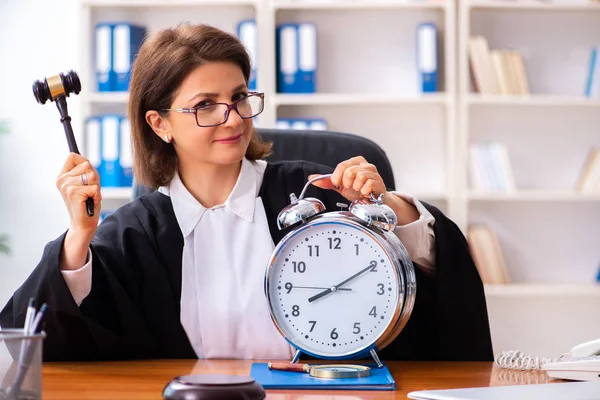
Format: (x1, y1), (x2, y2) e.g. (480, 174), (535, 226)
(23, 298), (35, 334)
(29, 304), (47, 335)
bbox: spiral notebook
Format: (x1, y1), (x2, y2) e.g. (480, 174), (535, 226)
(249, 363), (395, 390)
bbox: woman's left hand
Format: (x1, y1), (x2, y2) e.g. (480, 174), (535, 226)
(309, 156), (420, 225)
(308, 156), (386, 202)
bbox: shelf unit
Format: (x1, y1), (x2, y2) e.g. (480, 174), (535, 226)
(80, 0), (457, 216)
(459, 0), (600, 354)
(79, 0), (600, 353)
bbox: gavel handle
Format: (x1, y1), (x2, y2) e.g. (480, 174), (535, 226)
(55, 97), (95, 217)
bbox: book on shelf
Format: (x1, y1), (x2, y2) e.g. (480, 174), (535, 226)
(467, 224), (510, 285)
(585, 47), (600, 99)
(469, 35), (529, 95)
(469, 142), (516, 193)
(575, 147), (600, 193)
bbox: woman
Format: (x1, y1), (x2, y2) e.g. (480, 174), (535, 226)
(0, 24), (492, 362)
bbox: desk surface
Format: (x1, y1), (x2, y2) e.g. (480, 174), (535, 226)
(43, 360), (558, 399)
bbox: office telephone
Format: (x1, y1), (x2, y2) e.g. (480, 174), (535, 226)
(494, 338), (600, 381)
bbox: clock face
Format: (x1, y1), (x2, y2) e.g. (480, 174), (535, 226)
(266, 219), (402, 358)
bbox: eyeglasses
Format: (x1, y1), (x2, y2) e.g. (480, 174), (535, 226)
(163, 92), (265, 128)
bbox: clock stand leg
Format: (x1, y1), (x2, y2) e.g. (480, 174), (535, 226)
(370, 349), (384, 368)
(291, 349), (302, 363)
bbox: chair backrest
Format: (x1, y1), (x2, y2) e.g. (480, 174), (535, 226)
(132, 128), (395, 198)
(259, 128), (395, 191)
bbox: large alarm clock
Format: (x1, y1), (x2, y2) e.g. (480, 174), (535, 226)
(265, 174), (416, 367)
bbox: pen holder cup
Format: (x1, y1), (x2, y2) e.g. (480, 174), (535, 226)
(0, 330), (45, 400)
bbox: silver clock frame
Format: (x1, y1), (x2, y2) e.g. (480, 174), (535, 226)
(264, 210), (417, 368)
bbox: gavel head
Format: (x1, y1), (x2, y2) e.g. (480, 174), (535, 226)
(32, 70), (81, 104)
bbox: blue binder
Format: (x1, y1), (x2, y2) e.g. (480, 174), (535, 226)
(416, 22), (439, 93)
(277, 23), (317, 93)
(297, 23), (317, 93)
(95, 23), (113, 92)
(250, 363), (395, 390)
(84, 117), (102, 176)
(237, 19), (257, 90)
(277, 24), (298, 93)
(112, 23), (146, 92)
(119, 117), (133, 187)
(100, 115), (122, 187)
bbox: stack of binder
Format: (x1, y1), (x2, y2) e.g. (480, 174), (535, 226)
(85, 115), (133, 188)
(95, 23), (147, 92)
(276, 118), (328, 130)
(237, 20), (258, 90)
(416, 22), (439, 93)
(277, 23), (317, 93)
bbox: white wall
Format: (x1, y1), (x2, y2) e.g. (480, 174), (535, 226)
(0, 0), (81, 307)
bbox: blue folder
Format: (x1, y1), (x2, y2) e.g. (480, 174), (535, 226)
(250, 363), (395, 390)
(112, 23), (146, 91)
(95, 23), (113, 92)
(237, 19), (257, 90)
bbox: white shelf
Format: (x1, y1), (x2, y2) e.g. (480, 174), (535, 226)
(484, 283), (600, 297)
(274, 93), (449, 106)
(102, 187), (132, 200)
(88, 92), (450, 106)
(83, 0), (256, 6)
(468, 190), (600, 202)
(274, 0), (447, 10)
(411, 192), (450, 202)
(468, 0), (600, 10)
(87, 92), (129, 104)
(466, 94), (600, 107)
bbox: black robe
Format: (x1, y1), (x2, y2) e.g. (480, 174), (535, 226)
(0, 161), (493, 362)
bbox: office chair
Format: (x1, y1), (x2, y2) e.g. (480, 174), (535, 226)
(132, 128), (395, 198)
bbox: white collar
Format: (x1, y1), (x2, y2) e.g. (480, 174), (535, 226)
(160, 158), (264, 237)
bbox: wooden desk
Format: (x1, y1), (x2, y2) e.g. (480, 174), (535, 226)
(43, 360), (558, 399)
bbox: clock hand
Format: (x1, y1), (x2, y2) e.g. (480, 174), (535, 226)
(293, 286), (351, 291)
(308, 264), (373, 303)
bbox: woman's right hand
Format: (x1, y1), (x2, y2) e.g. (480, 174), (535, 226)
(57, 153), (103, 270)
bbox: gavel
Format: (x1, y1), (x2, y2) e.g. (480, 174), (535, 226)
(32, 71), (95, 217)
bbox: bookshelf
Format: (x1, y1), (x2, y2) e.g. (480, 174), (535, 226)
(80, 0), (456, 215)
(79, 0), (600, 354)
(459, 0), (600, 354)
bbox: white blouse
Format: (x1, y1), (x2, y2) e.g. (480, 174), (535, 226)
(61, 158), (436, 359)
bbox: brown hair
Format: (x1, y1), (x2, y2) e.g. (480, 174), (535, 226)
(128, 23), (272, 188)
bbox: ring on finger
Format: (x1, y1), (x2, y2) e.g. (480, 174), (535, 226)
(80, 173), (89, 186)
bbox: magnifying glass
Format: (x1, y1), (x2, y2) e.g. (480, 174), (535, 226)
(267, 362), (371, 379)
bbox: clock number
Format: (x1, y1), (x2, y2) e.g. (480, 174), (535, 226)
(328, 237), (341, 250)
(292, 305), (300, 317)
(369, 306), (378, 318)
(285, 282), (293, 294)
(330, 328), (338, 340)
(353, 322), (361, 334)
(292, 261), (306, 273)
(377, 283), (385, 295)
(369, 260), (378, 272)
(308, 245), (320, 257)
(355, 244), (359, 256)
(309, 321), (317, 332)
